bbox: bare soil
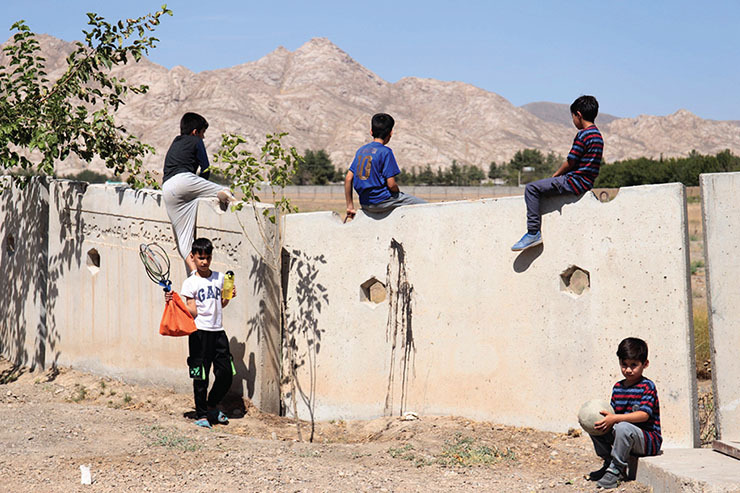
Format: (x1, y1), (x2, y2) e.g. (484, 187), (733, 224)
(0, 358), (650, 492)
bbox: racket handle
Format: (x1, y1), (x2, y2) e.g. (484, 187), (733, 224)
(159, 280), (172, 292)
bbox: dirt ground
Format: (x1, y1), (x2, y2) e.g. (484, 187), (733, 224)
(0, 358), (655, 493)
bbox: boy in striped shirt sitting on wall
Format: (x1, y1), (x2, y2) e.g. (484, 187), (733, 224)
(589, 337), (662, 489)
(511, 95), (604, 251)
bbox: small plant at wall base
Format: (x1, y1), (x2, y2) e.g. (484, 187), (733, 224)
(0, 6), (172, 188)
(214, 131), (313, 440)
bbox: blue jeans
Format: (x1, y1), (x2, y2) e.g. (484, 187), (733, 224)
(524, 176), (574, 233)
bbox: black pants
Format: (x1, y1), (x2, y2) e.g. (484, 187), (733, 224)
(188, 330), (233, 419)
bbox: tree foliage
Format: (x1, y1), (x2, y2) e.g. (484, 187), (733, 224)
(293, 149), (338, 185)
(398, 161), (487, 186)
(213, 132), (301, 223)
(398, 151), (560, 186)
(595, 150), (740, 188)
(0, 6), (172, 187)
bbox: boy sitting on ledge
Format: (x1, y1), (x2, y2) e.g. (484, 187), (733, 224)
(344, 113), (425, 220)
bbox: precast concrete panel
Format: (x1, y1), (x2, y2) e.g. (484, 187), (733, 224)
(701, 172), (740, 440)
(283, 183), (698, 447)
(46, 181), (280, 413)
(0, 177), (50, 369)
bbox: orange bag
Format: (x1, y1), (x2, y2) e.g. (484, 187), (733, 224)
(160, 292), (197, 337)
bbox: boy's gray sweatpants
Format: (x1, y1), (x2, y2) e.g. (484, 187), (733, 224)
(590, 422), (646, 472)
(162, 172), (226, 259)
(524, 176), (574, 233)
(361, 192), (426, 217)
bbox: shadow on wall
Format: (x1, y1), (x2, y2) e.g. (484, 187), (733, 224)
(228, 336), (253, 417)
(512, 192), (590, 273)
(245, 252), (282, 414)
(283, 249), (328, 442)
(0, 178), (84, 370)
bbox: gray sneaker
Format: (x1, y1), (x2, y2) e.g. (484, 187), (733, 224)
(588, 461), (610, 481)
(596, 469), (622, 489)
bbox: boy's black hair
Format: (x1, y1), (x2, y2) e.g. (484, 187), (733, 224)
(180, 112), (209, 135)
(570, 95), (599, 122)
(191, 237), (213, 256)
(371, 113), (395, 140)
(616, 337), (648, 363)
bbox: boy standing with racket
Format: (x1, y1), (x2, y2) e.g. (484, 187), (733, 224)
(165, 238), (236, 428)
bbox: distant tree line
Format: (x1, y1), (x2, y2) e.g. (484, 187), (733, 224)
(291, 148), (566, 187)
(595, 150), (740, 188)
(49, 148), (740, 189)
(397, 161), (486, 185)
(487, 149), (562, 186)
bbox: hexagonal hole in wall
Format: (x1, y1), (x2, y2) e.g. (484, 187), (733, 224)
(86, 248), (100, 275)
(360, 277), (386, 304)
(560, 265), (590, 296)
(5, 234), (15, 256)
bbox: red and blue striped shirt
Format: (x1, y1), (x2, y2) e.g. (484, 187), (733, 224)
(611, 377), (662, 455)
(565, 125), (604, 194)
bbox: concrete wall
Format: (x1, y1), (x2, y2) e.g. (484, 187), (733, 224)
(282, 184), (698, 447)
(281, 185), (523, 201)
(2, 179), (281, 413)
(701, 172), (740, 440)
(1, 179), (703, 446)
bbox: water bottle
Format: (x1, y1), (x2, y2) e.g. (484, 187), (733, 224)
(223, 270), (235, 300)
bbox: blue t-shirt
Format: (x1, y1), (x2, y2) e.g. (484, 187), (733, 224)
(349, 142), (401, 205)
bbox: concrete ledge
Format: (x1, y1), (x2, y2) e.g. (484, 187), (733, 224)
(636, 449), (740, 493)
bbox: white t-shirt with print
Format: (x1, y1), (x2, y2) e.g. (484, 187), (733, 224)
(180, 271), (224, 331)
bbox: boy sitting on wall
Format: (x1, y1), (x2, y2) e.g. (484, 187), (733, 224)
(511, 95), (604, 251)
(161, 112), (235, 272)
(344, 113), (425, 220)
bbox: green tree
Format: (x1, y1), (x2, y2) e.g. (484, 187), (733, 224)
(0, 6), (172, 187)
(463, 164), (485, 184)
(594, 150), (740, 188)
(418, 164), (435, 184)
(488, 161), (504, 180)
(294, 149), (336, 185)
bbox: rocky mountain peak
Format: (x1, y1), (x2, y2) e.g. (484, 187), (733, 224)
(3, 34), (740, 176)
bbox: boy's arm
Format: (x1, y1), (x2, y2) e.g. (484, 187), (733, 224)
(344, 170), (356, 217)
(594, 410), (649, 432)
(196, 139), (211, 179)
(386, 176), (400, 193)
(184, 297), (198, 318)
(555, 133), (584, 177)
(221, 286), (236, 308)
(553, 160), (576, 177)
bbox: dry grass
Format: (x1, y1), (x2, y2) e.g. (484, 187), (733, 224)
(694, 304), (711, 379)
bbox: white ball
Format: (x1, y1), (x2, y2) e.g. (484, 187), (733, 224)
(578, 399), (615, 436)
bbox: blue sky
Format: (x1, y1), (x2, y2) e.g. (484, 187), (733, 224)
(2, 1), (738, 120)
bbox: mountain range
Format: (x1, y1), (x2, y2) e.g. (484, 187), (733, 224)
(5, 35), (740, 179)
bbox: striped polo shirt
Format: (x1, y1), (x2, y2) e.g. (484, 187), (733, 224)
(565, 125), (604, 194)
(610, 377), (662, 455)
